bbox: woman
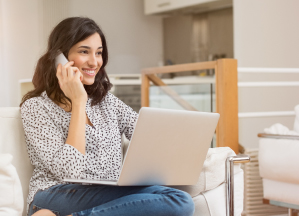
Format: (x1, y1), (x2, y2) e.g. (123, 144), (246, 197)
(20, 17), (194, 216)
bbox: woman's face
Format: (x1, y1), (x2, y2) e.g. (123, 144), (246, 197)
(68, 33), (103, 85)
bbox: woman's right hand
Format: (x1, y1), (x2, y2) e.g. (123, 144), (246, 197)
(56, 61), (87, 105)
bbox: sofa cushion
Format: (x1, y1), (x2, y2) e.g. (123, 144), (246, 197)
(264, 123), (299, 135)
(172, 147), (241, 197)
(263, 178), (299, 205)
(192, 171), (244, 216)
(0, 154), (23, 216)
(0, 107), (34, 216)
(259, 137), (299, 185)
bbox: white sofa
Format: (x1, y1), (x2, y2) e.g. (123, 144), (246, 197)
(259, 123), (299, 213)
(259, 135), (299, 205)
(0, 107), (245, 216)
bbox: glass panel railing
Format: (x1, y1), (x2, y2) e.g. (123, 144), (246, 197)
(149, 83), (216, 147)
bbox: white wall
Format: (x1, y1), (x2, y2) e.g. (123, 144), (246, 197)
(234, 0), (299, 68)
(0, 1), (7, 107)
(0, 0), (41, 107)
(234, 0), (299, 149)
(0, 0), (163, 107)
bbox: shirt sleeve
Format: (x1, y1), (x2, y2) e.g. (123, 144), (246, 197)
(111, 94), (139, 140)
(21, 99), (85, 179)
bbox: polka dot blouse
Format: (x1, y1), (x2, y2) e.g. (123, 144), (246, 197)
(21, 91), (139, 212)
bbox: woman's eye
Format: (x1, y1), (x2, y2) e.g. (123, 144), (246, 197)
(97, 51), (102, 55)
(79, 50), (88, 54)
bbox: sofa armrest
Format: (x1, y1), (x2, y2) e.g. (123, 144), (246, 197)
(259, 137), (299, 185)
(226, 155), (250, 216)
(258, 133), (299, 140)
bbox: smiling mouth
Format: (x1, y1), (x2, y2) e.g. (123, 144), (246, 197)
(82, 69), (96, 76)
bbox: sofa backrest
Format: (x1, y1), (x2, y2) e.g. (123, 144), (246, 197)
(0, 107), (33, 215)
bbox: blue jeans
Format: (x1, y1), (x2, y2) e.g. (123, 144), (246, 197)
(29, 184), (195, 216)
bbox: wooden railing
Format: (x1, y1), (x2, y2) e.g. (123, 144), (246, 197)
(141, 59), (239, 153)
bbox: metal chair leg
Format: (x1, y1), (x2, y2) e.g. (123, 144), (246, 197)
(226, 155), (250, 216)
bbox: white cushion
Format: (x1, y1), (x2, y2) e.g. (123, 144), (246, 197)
(263, 178), (299, 205)
(173, 147), (241, 197)
(264, 123), (299, 135)
(259, 138), (299, 185)
(0, 154), (23, 216)
(192, 171), (244, 216)
(0, 107), (34, 216)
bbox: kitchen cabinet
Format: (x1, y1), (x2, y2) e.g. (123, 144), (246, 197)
(162, 7), (233, 74)
(144, 0), (232, 15)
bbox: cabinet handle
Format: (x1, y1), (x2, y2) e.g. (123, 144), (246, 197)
(157, 2), (170, 7)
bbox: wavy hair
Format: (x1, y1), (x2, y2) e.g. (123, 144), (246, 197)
(20, 17), (112, 108)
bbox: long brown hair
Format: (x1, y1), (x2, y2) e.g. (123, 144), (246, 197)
(20, 17), (112, 107)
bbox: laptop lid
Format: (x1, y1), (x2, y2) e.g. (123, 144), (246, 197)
(118, 107), (220, 186)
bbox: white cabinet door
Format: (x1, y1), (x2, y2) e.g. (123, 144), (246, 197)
(175, 0), (216, 9)
(144, 0), (229, 15)
(144, 0), (177, 15)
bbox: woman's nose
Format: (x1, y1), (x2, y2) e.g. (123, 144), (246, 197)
(88, 54), (97, 67)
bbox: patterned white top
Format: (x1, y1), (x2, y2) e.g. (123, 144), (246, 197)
(21, 91), (138, 211)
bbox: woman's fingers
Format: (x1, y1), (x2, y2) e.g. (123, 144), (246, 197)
(61, 63), (69, 79)
(57, 61), (76, 82)
(55, 61), (87, 103)
(67, 66), (74, 79)
(56, 64), (63, 89)
(56, 64), (62, 79)
(78, 70), (83, 82)
(64, 61), (74, 68)
(61, 61), (74, 78)
(73, 67), (83, 81)
(67, 66), (82, 82)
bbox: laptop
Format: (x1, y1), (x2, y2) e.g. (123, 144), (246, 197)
(64, 107), (220, 186)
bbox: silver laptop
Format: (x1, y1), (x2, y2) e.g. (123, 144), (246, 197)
(64, 107), (219, 186)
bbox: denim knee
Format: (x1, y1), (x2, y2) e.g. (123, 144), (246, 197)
(160, 187), (194, 216)
(175, 190), (195, 216)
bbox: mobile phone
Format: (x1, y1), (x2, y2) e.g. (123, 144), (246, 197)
(55, 52), (69, 68)
(55, 52), (76, 76)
